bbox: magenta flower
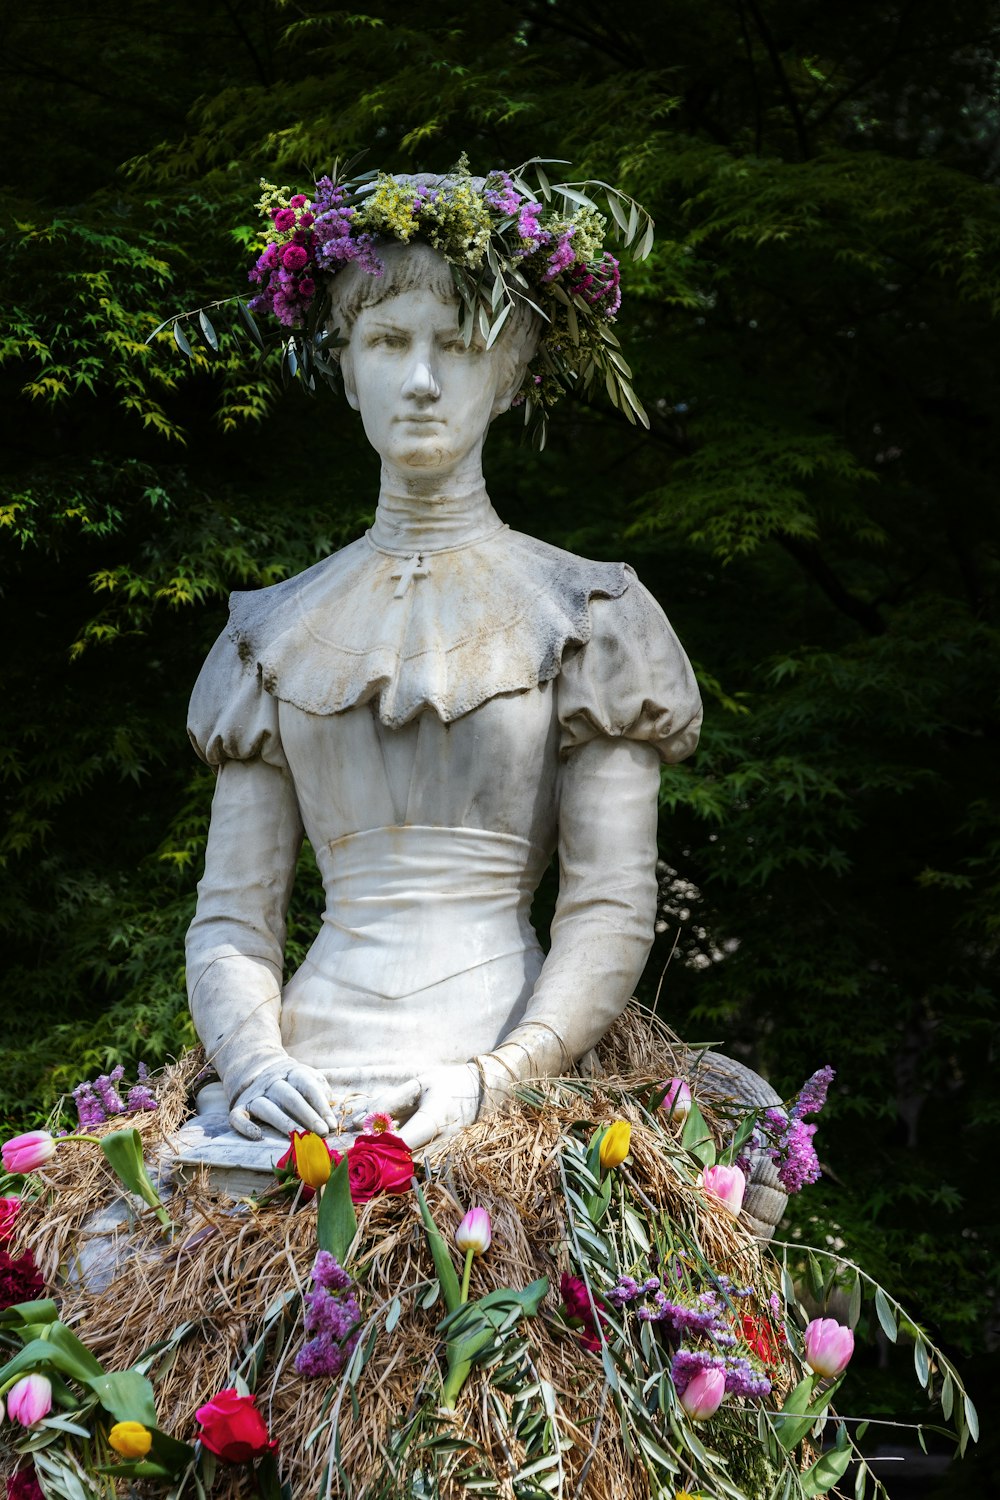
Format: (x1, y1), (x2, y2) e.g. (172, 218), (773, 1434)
(2, 1131), (56, 1174)
(7, 1374), (52, 1426)
(803, 1318), (854, 1378)
(678, 1366), (726, 1421)
(455, 1207), (492, 1257)
(0, 1195), (20, 1240)
(660, 1078), (692, 1124)
(272, 207), (296, 231)
(289, 194), (308, 209)
(281, 244), (309, 272)
(700, 1164), (746, 1217)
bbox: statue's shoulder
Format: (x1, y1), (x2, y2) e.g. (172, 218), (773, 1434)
(227, 538), (369, 644)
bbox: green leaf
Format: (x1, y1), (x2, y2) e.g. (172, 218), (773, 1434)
(941, 1373), (954, 1420)
(237, 299), (266, 351)
(800, 1446), (853, 1497)
(173, 322), (193, 357)
(197, 311), (219, 353)
(964, 1395), (980, 1443)
(874, 1287), (898, 1342)
(848, 1272), (863, 1328)
(316, 1157), (356, 1265)
(913, 1338), (930, 1387)
(384, 1296), (401, 1334)
(680, 1100), (716, 1165)
(413, 1183), (462, 1314)
(0, 1298), (59, 1328)
(86, 1368), (157, 1424)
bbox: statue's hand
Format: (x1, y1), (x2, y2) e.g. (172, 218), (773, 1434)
(396, 1064), (482, 1150)
(228, 1061), (339, 1141)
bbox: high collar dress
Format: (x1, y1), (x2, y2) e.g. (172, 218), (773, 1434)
(185, 494), (703, 1116)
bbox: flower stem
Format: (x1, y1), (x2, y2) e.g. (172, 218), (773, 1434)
(460, 1247), (474, 1304)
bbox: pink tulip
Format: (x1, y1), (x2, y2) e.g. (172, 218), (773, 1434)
(700, 1164), (746, 1217)
(455, 1207), (492, 1257)
(7, 1373), (53, 1426)
(2, 1131), (56, 1174)
(803, 1318), (855, 1378)
(679, 1366), (726, 1421)
(660, 1078), (692, 1124)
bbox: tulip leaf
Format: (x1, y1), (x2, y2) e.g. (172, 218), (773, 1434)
(413, 1183), (462, 1314)
(0, 1298), (59, 1328)
(0, 1334), (101, 1386)
(800, 1446), (853, 1497)
(316, 1157), (356, 1265)
(874, 1287), (898, 1342)
(680, 1101), (716, 1166)
(148, 1426), (198, 1474)
(85, 1369), (157, 1426)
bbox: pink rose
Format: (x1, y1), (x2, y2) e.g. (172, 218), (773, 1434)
(0, 1195), (21, 1240)
(195, 1388), (277, 1463)
(345, 1132), (412, 1204)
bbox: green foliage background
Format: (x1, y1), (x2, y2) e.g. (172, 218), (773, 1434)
(2, 2), (997, 1489)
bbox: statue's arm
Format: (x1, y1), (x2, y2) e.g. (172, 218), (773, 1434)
(478, 737), (661, 1094)
(186, 757), (337, 1139)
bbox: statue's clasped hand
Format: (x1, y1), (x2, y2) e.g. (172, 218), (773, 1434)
(229, 1060), (340, 1141)
(351, 1064), (482, 1151)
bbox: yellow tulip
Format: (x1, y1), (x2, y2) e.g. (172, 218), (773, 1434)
(108, 1420), (152, 1458)
(292, 1130), (333, 1190)
(598, 1120), (631, 1170)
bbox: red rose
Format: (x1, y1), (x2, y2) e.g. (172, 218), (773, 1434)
(0, 1195), (20, 1241)
(0, 1248), (44, 1311)
(195, 1388), (277, 1463)
(345, 1133), (412, 1204)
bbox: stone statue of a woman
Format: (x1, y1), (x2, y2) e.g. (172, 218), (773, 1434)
(184, 169), (703, 1153)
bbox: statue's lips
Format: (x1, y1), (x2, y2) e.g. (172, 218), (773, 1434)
(396, 414), (443, 424)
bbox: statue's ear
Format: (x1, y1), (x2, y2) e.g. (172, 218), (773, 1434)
(340, 348), (360, 411)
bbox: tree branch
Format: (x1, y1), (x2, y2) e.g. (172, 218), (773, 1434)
(778, 535), (886, 635)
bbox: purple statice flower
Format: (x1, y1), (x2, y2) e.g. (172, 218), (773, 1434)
(541, 228), (577, 284)
(671, 1346), (771, 1400)
(484, 170), (523, 217)
(763, 1106), (790, 1134)
(93, 1067), (126, 1116)
(311, 1250), (352, 1292)
(773, 1118), (821, 1193)
(516, 200), (551, 254)
(72, 1083), (105, 1129)
(295, 1251), (362, 1380)
(769, 1291), (782, 1318)
(792, 1065), (835, 1119)
(410, 183), (440, 217)
(126, 1084), (157, 1113)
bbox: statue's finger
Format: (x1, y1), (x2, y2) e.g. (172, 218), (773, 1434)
(267, 1080), (331, 1136)
(397, 1107), (440, 1151)
(355, 1079), (421, 1125)
(228, 1106), (264, 1142)
(286, 1069), (339, 1131)
(249, 1095), (304, 1137)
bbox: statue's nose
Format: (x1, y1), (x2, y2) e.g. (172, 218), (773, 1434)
(402, 355), (440, 400)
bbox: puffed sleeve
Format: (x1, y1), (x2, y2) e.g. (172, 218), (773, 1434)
(474, 572), (701, 1100)
(188, 627), (290, 772)
(185, 626), (304, 1109)
(557, 568), (703, 763)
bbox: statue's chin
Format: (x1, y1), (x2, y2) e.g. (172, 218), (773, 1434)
(395, 440), (453, 470)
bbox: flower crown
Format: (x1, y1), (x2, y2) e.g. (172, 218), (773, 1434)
(156, 156), (654, 443)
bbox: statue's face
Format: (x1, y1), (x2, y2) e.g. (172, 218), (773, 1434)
(343, 285), (507, 474)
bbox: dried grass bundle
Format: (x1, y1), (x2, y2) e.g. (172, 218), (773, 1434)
(8, 1011), (791, 1499)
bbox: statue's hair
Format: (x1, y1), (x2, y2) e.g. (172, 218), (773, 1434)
(328, 241), (541, 415)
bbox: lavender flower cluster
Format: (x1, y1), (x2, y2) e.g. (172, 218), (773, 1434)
(294, 1251), (362, 1380)
(608, 1266), (772, 1400)
(72, 1063), (157, 1128)
(735, 1065), (835, 1195)
(671, 1346), (772, 1400)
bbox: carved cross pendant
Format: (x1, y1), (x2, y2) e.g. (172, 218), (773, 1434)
(390, 553), (430, 598)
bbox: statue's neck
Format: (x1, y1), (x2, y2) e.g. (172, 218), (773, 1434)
(368, 479), (503, 554)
